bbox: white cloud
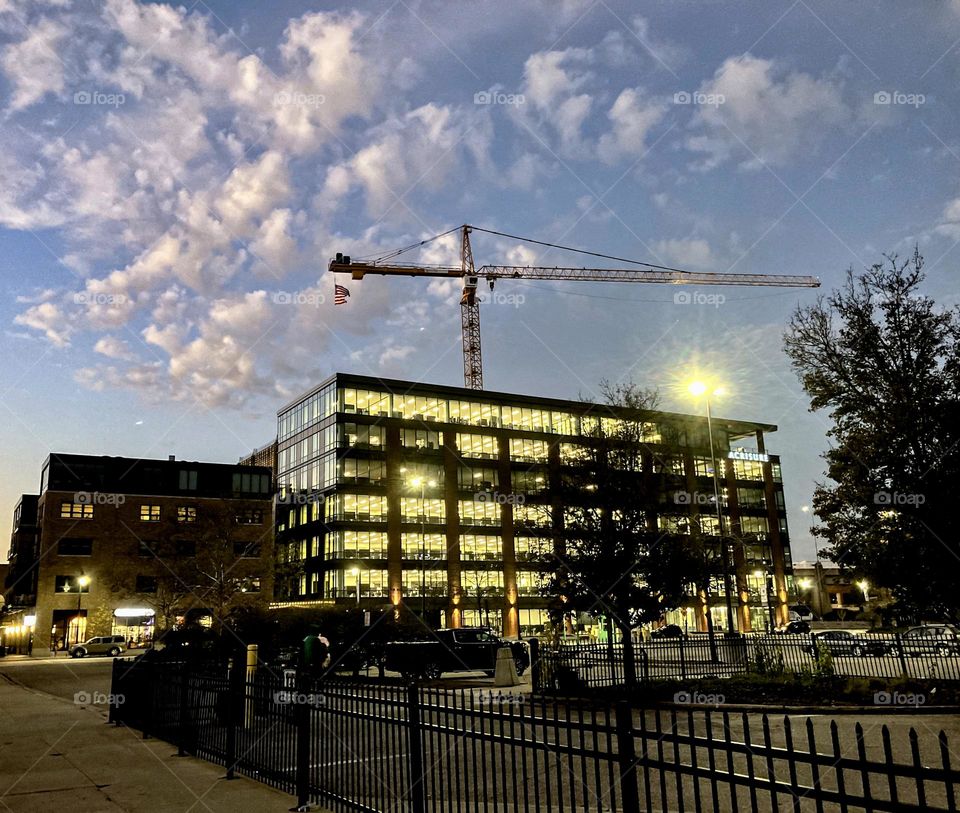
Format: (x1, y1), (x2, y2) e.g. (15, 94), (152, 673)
(1, 17), (68, 110)
(651, 237), (716, 270)
(94, 335), (137, 360)
(934, 197), (960, 239)
(597, 88), (666, 164)
(13, 301), (71, 346)
(686, 55), (849, 170)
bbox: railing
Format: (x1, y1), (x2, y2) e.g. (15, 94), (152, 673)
(111, 657), (960, 812)
(532, 633), (960, 692)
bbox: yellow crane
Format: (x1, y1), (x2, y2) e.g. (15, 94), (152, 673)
(329, 224), (820, 390)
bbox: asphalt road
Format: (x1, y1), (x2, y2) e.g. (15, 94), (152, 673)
(0, 655), (115, 706)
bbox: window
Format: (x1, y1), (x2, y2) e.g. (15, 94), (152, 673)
(175, 539), (196, 556)
(509, 438), (550, 463)
(57, 538), (93, 556)
(54, 575), (89, 593)
(140, 505), (161, 522)
(177, 506), (197, 523)
(457, 433), (498, 459)
(178, 469), (198, 490)
(233, 541), (261, 558)
(235, 509), (264, 525)
(232, 472), (272, 495)
(135, 575), (158, 594)
(240, 577), (261, 593)
(60, 501), (93, 519)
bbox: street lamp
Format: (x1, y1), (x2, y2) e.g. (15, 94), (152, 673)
(408, 475), (437, 618)
(858, 579), (870, 603)
(350, 566), (361, 607)
(75, 575), (90, 646)
(688, 380), (736, 637)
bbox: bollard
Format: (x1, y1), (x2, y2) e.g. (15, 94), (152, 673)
(244, 643), (258, 728)
(494, 645), (520, 687)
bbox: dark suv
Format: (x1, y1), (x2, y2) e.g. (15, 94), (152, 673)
(899, 625), (960, 657)
(70, 635), (126, 658)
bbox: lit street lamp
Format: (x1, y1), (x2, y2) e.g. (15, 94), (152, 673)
(350, 566), (361, 607)
(858, 579), (870, 604)
(409, 476), (437, 617)
(688, 380), (736, 640)
(70, 574), (90, 646)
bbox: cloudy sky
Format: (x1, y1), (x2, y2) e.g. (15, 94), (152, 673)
(3, 0), (960, 560)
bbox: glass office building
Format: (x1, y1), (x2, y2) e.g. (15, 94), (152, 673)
(272, 373), (793, 637)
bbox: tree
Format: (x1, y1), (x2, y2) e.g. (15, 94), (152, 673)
(784, 250), (960, 621)
(544, 383), (707, 686)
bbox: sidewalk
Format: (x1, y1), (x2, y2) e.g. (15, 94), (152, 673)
(0, 676), (304, 812)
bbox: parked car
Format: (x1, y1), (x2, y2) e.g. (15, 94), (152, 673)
(385, 628), (528, 680)
(70, 635), (126, 658)
(774, 620), (811, 635)
(809, 630), (890, 657)
(650, 624), (684, 639)
(899, 624), (960, 657)
(789, 604), (814, 622)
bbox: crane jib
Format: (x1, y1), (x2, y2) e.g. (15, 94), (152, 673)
(327, 261), (820, 288)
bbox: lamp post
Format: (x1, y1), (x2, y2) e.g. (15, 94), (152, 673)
(858, 579), (870, 604)
(75, 575), (90, 645)
(351, 566), (361, 607)
(409, 476), (437, 618)
(688, 381), (736, 637)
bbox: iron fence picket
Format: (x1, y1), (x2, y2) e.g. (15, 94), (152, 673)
(111, 659), (960, 812)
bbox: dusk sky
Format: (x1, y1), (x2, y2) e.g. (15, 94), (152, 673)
(3, 0), (960, 562)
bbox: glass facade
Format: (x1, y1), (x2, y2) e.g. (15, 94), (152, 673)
(273, 374), (793, 636)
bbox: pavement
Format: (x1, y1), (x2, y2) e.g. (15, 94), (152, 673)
(0, 658), (307, 812)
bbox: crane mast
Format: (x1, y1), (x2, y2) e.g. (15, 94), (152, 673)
(329, 225), (821, 390)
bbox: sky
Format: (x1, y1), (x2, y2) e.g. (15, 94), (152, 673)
(3, 0), (960, 562)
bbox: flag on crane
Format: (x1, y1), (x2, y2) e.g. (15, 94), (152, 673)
(334, 284), (351, 305)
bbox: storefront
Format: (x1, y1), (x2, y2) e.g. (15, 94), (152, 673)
(111, 607), (155, 647)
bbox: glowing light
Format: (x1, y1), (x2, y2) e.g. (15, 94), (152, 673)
(77, 575), (90, 588)
(24, 615), (36, 626)
(113, 608), (154, 618)
(688, 380), (707, 396)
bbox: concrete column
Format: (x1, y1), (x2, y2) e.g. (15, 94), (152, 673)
(724, 459), (752, 633)
(498, 435), (518, 639)
(757, 431), (790, 627)
(442, 429), (463, 629)
(385, 425), (403, 612)
(682, 450), (708, 632)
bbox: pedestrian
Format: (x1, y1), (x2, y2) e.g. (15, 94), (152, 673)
(49, 636), (57, 657)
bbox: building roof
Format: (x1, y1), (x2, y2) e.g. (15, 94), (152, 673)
(280, 372), (778, 439)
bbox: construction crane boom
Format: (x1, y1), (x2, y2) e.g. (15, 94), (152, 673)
(329, 225), (820, 389)
(332, 261), (820, 288)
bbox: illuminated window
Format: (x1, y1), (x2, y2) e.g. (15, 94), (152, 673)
(400, 497), (445, 523)
(460, 535), (502, 561)
(509, 438), (550, 463)
(60, 502), (94, 519)
(139, 505), (161, 522)
(177, 506), (197, 523)
(401, 532), (446, 560)
(458, 499), (500, 526)
(235, 509), (263, 525)
(456, 433), (498, 459)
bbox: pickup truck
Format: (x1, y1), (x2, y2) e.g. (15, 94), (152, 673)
(385, 628), (529, 680)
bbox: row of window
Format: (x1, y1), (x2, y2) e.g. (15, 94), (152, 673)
(317, 566), (548, 598)
(59, 501), (263, 524)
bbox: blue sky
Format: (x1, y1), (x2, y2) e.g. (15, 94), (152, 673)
(3, 0), (960, 560)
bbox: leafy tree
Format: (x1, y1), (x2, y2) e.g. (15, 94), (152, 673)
(784, 250), (960, 621)
(544, 383), (707, 686)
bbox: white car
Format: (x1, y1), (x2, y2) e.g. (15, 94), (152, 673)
(789, 604), (814, 622)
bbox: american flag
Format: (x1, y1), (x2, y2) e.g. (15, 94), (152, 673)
(334, 284), (351, 305)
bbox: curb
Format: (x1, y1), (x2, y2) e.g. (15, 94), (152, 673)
(652, 701), (955, 714)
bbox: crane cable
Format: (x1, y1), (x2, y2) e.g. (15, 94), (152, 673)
(468, 224), (696, 275)
(353, 226), (462, 264)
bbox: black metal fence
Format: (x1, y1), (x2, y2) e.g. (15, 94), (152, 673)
(532, 633), (960, 692)
(111, 657), (960, 812)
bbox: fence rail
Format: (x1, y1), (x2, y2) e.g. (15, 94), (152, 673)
(111, 657), (960, 812)
(532, 633), (960, 692)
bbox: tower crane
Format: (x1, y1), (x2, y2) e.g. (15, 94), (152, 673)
(329, 225), (820, 390)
